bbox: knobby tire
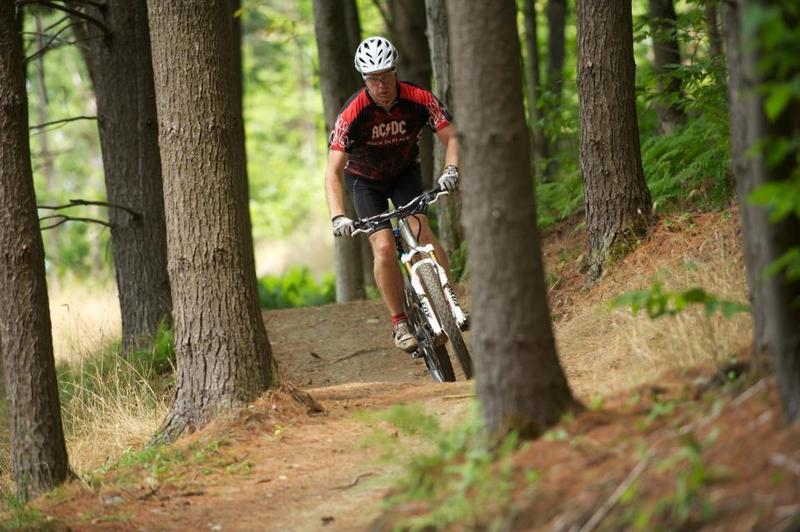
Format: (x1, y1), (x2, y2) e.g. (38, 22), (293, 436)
(403, 278), (455, 382)
(417, 263), (474, 379)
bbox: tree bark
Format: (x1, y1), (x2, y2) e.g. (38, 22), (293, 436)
(425, 0), (462, 259)
(542, 0), (567, 178)
(391, 0), (434, 189)
(648, 0), (686, 134)
(578, 0), (652, 281)
(343, 0), (362, 53)
(523, 0), (547, 176)
(70, 0), (172, 351)
(705, 0), (723, 63)
(146, 0), (274, 441)
(727, 0), (800, 422)
(0, 1), (71, 500)
(340, 0), (376, 290)
(313, 0), (366, 302)
(448, 0), (578, 439)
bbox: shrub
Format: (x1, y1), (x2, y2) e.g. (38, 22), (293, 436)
(257, 267), (335, 309)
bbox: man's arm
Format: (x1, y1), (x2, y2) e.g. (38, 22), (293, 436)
(324, 149), (350, 219)
(435, 123), (459, 167)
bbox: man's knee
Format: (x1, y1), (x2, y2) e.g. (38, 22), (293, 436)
(370, 231), (396, 264)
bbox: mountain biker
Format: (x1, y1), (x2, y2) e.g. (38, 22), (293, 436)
(324, 36), (460, 353)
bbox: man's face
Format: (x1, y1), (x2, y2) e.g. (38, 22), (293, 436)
(364, 68), (397, 106)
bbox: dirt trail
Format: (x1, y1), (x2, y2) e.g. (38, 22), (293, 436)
(44, 300), (475, 531)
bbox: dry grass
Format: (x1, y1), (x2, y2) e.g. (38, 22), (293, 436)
(48, 278), (121, 363)
(57, 355), (171, 474)
(1, 280), (168, 502)
(551, 211), (751, 398)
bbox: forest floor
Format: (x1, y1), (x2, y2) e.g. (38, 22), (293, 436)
(7, 208), (800, 531)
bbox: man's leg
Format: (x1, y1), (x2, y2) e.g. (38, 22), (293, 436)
(369, 228), (404, 315)
(369, 228), (417, 351)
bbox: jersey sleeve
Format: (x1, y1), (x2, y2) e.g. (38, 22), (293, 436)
(328, 114), (352, 153)
(425, 93), (453, 132)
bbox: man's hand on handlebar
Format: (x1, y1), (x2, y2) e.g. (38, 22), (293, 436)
(332, 215), (356, 238)
(437, 164), (459, 192)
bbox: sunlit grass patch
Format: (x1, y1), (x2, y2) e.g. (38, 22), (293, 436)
(554, 213), (751, 398)
(48, 278), (121, 364)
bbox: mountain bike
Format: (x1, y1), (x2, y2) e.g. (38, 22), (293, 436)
(352, 189), (473, 382)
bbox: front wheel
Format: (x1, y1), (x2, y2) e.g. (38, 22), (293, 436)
(417, 263), (474, 379)
(403, 278), (456, 382)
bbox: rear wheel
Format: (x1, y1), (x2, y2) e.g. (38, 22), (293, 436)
(417, 263), (474, 379)
(403, 278), (455, 382)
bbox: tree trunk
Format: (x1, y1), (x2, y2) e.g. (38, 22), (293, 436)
(313, 0), (366, 302)
(343, 0), (362, 53)
(70, 0), (172, 351)
(424, 0), (463, 259)
(448, 0), (578, 439)
(578, 0), (652, 281)
(146, 0), (274, 441)
(542, 0), (567, 178)
(728, 0), (800, 422)
(0, 2), (71, 500)
(648, 0), (686, 134)
(229, 0), (243, 108)
(523, 0), (547, 177)
(705, 0), (723, 64)
(341, 0), (376, 290)
(391, 0), (434, 189)
(723, 0), (763, 350)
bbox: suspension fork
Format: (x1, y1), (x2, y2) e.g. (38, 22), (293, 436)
(397, 218), (468, 329)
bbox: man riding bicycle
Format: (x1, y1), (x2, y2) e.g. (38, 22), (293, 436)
(324, 36), (460, 353)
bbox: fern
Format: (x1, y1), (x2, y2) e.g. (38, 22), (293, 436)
(642, 115), (731, 211)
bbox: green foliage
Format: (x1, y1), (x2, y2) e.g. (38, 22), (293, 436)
(641, 115), (731, 211)
(612, 282), (750, 320)
(127, 322), (176, 376)
(92, 437), (247, 488)
(535, 168), (583, 228)
(361, 403), (527, 531)
(449, 241), (469, 282)
(257, 267), (335, 309)
(650, 433), (719, 527)
(0, 495), (51, 530)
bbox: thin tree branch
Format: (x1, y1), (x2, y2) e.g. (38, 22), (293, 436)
(25, 34), (103, 63)
(18, 0), (110, 36)
(38, 199), (140, 219)
(41, 14), (69, 34)
(39, 214), (112, 230)
(24, 21), (88, 63)
(29, 115), (97, 131)
(63, 0), (107, 11)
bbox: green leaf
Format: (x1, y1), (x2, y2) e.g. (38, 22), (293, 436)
(764, 83), (793, 121)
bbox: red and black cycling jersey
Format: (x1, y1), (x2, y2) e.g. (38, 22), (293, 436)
(328, 81), (452, 180)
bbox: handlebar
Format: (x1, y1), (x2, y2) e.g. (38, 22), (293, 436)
(351, 188), (448, 236)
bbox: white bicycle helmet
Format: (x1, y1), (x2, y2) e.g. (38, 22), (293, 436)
(354, 36), (399, 75)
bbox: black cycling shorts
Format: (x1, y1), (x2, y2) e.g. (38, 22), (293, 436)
(344, 163), (426, 234)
